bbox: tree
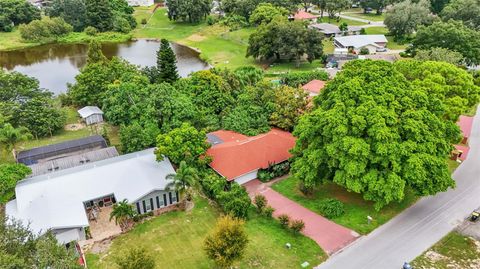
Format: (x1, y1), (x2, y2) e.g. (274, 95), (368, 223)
(204, 215), (248, 268)
(440, 0), (480, 30)
(110, 199), (136, 231)
(166, 161), (199, 201)
(158, 39), (179, 83)
(0, 123), (31, 153)
(414, 47), (464, 65)
(360, 0), (396, 14)
(167, 0), (212, 23)
(430, 0), (451, 14)
(115, 247), (155, 269)
(85, 0), (114, 32)
(413, 20), (480, 65)
(384, 0), (434, 38)
(87, 39), (107, 64)
(0, 163), (31, 203)
(324, 0), (351, 18)
(0, 0), (40, 32)
(281, 70), (329, 87)
(46, 0), (87, 32)
(220, 0), (260, 19)
(0, 217), (81, 268)
(291, 60), (458, 210)
(155, 123), (211, 166)
(394, 60), (480, 121)
(19, 17), (73, 43)
(119, 121), (160, 153)
(249, 3), (289, 25)
(17, 97), (66, 138)
(247, 19), (324, 66)
(269, 85), (309, 131)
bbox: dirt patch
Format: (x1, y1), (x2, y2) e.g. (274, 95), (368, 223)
(424, 250), (445, 262)
(89, 239), (113, 255)
(64, 123), (85, 131)
(187, 34), (206, 42)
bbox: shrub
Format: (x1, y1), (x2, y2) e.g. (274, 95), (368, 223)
(115, 247), (155, 269)
(278, 214), (290, 228)
(257, 169), (273, 182)
(258, 162), (290, 182)
(0, 16), (13, 32)
(318, 198), (345, 219)
(359, 47), (370, 55)
(19, 17), (73, 42)
(360, 28), (366, 35)
(220, 14), (248, 31)
(206, 15), (217, 25)
(281, 70), (329, 87)
(141, 18), (147, 25)
(253, 194), (266, 213)
(289, 219), (305, 234)
(84, 26), (98, 36)
(263, 206), (275, 218)
(113, 16), (132, 33)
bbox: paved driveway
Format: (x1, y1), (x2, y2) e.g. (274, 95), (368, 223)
(244, 179), (359, 255)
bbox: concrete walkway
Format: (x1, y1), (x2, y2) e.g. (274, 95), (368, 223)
(244, 179), (359, 255)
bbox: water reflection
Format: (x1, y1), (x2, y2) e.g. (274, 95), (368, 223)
(0, 39), (209, 94)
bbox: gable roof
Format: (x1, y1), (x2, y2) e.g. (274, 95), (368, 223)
(294, 10), (319, 20)
(302, 80), (326, 94)
(334, 35), (388, 48)
(457, 115), (474, 139)
(310, 23), (363, 35)
(207, 129), (296, 181)
(78, 106), (103, 118)
(6, 148), (175, 234)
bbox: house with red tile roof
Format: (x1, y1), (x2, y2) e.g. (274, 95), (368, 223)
(290, 10), (319, 22)
(302, 79), (326, 96)
(457, 115), (474, 144)
(206, 129), (296, 185)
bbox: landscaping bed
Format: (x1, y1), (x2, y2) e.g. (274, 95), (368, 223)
(86, 196), (326, 269)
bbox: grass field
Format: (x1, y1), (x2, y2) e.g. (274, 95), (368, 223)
(412, 232), (480, 268)
(317, 17), (366, 26)
(364, 27), (408, 50)
(86, 197), (326, 269)
(272, 177), (417, 235)
(343, 8), (386, 22)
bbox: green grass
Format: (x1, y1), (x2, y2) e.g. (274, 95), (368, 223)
(272, 177), (418, 234)
(0, 28), (41, 51)
(412, 232), (480, 268)
(86, 196), (326, 269)
(364, 27), (408, 50)
(343, 8), (386, 22)
(317, 17), (366, 26)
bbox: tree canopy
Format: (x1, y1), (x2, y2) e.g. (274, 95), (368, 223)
(46, 0), (87, 32)
(440, 0), (480, 30)
(0, 163), (31, 203)
(0, 0), (40, 32)
(167, 0), (212, 23)
(249, 3), (289, 25)
(414, 47), (464, 65)
(384, 0), (434, 38)
(291, 60), (458, 209)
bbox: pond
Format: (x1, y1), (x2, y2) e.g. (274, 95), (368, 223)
(0, 39), (210, 95)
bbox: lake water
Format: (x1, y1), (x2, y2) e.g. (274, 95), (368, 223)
(0, 39), (209, 95)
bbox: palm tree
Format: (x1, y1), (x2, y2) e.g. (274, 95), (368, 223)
(109, 199), (136, 231)
(0, 124), (32, 153)
(166, 161), (199, 202)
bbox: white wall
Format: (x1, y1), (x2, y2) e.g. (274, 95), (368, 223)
(234, 170), (258, 185)
(134, 190), (179, 214)
(53, 227), (85, 244)
(127, 0), (154, 6)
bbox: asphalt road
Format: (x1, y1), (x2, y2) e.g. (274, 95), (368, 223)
(317, 107), (480, 269)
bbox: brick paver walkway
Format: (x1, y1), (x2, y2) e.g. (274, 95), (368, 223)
(244, 179), (359, 255)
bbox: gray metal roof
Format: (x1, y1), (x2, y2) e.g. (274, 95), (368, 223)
(17, 135), (107, 164)
(334, 35), (388, 48)
(78, 106), (103, 118)
(310, 23), (364, 35)
(28, 147), (119, 177)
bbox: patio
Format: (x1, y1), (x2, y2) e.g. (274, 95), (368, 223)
(87, 206), (122, 241)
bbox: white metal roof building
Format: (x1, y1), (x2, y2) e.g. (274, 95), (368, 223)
(6, 148), (175, 243)
(334, 35), (388, 53)
(78, 106), (104, 125)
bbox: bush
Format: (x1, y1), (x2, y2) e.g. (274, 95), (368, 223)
(253, 194), (266, 213)
(220, 14), (248, 31)
(289, 219), (305, 234)
(281, 70), (329, 87)
(258, 162), (290, 182)
(257, 169), (273, 182)
(360, 28), (366, 35)
(263, 206), (275, 218)
(217, 184), (251, 219)
(84, 26), (98, 36)
(359, 47), (370, 55)
(113, 16), (132, 33)
(115, 247), (155, 269)
(19, 17), (73, 42)
(318, 198), (345, 219)
(0, 16), (13, 32)
(141, 18), (147, 25)
(278, 214), (290, 228)
(206, 15), (217, 25)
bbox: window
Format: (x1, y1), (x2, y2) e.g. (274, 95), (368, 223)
(156, 196), (160, 208)
(150, 198), (154, 211)
(176, 192), (179, 203)
(142, 200), (147, 213)
(145, 200), (152, 211)
(163, 194), (167, 206)
(169, 192), (173, 204)
(136, 202), (141, 214)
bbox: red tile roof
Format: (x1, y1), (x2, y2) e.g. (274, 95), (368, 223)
(294, 10), (319, 20)
(457, 115), (474, 139)
(302, 80), (326, 94)
(207, 129), (296, 181)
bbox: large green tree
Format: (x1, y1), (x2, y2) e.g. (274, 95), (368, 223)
(384, 0), (434, 38)
(413, 20), (480, 65)
(249, 3), (289, 25)
(247, 19), (324, 66)
(85, 0), (114, 32)
(167, 0), (212, 23)
(291, 60), (458, 209)
(414, 47), (464, 65)
(155, 123), (211, 167)
(0, 0), (40, 32)
(0, 163), (31, 203)
(158, 39), (179, 83)
(440, 0), (480, 30)
(46, 0), (87, 32)
(0, 123), (31, 153)
(119, 121), (160, 153)
(166, 160), (199, 200)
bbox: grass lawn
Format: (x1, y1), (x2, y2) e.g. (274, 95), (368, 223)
(364, 27), (407, 50)
(317, 17), (366, 26)
(412, 232), (480, 268)
(86, 197), (326, 269)
(343, 8), (386, 22)
(272, 177), (418, 235)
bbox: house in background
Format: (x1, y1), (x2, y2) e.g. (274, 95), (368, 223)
(453, 115), (474, 161)
(302, 80), (326, 96)
(290, 10), (319, 23)
(310, 23), (363, 37)
(16, 135), (108, 166)
(334, 35), (388, 54)
(6, 148), (178, 244)
(206, 129), (296, 185)
(78, 106), (104, 126)
(127, 0), (154, 6)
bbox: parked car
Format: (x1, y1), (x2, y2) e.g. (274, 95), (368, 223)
(376, 47), (387, 52)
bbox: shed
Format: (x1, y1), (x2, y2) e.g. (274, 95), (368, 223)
(78, 106), (104, 125)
